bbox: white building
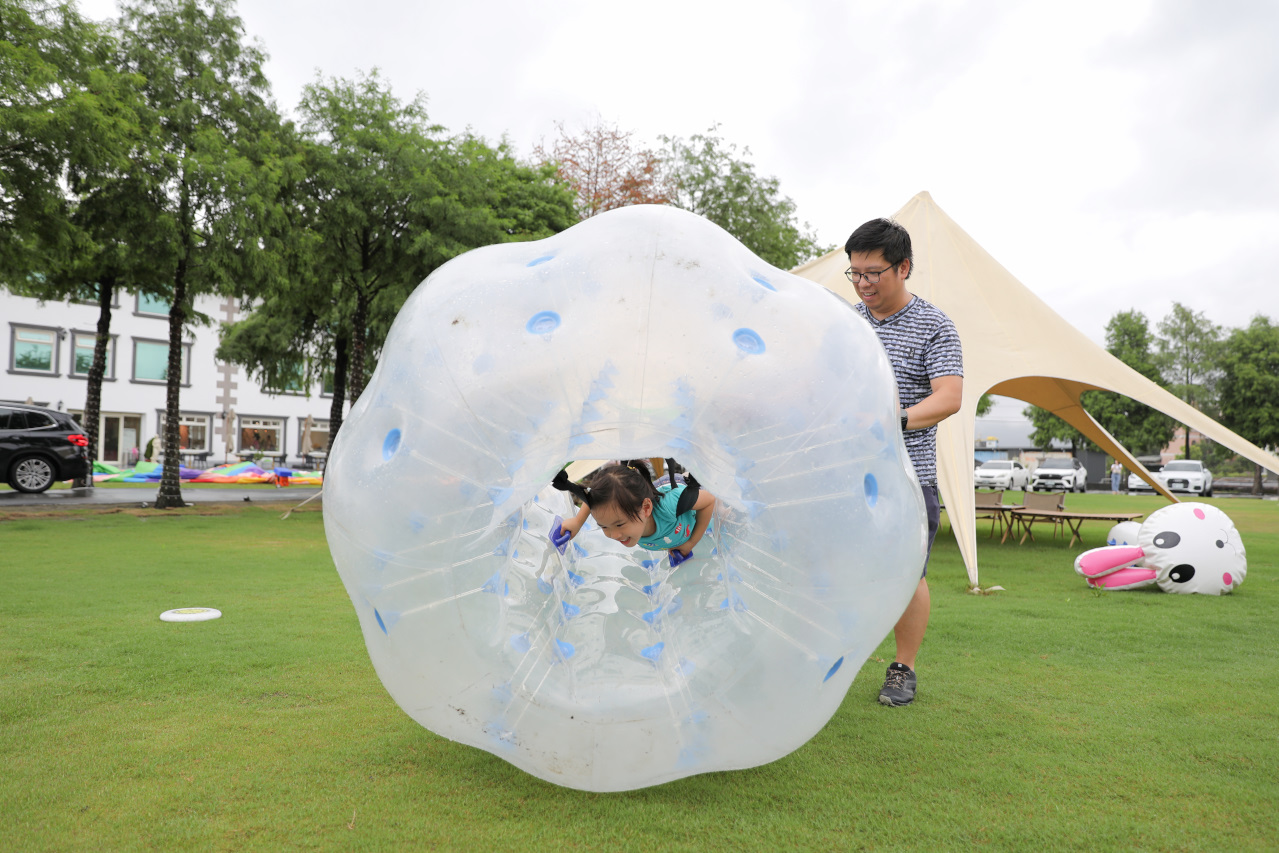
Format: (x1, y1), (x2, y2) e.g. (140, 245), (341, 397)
(2, 289), (345, 469)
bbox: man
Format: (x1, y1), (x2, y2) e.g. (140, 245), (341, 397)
(845, 218), (963, 707)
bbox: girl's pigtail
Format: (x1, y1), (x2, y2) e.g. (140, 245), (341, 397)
(552, 468), (591, 506)
(666, 457), (702, 516)
(623, 459), (660, 499)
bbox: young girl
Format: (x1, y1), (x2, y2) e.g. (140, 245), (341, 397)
(552, 460), (716, 558)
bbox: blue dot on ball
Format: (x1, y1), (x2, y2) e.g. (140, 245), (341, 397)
(732, 328), (765, 354)
(864, 473), (878, 507)
(526, 311), (561, 335)
(383, 428), (402, 461)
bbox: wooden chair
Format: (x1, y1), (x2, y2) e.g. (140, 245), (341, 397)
(1019, 490), (1065, 541)
(974, 489), (1006, 539)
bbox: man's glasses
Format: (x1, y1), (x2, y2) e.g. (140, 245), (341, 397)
(845, 263), (896, 284)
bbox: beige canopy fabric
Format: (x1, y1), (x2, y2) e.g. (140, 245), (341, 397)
(793, 191), (1279, 586)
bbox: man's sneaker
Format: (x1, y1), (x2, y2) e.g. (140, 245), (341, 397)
(878, 662), (917, 706)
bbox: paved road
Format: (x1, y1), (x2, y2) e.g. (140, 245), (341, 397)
(0, 485), (322, 508)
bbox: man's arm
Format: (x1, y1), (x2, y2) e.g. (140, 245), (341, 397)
(903, 374), (962, 430)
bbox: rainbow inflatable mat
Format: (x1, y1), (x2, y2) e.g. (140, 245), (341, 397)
(92, 460), (322, 485)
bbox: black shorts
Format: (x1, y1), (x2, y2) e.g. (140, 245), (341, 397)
(921, 483), (940, 578)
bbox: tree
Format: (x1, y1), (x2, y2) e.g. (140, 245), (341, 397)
(1080, 310), (1175, 458)
(661, 126), (827, 269)
(1217, 315), (1279, 494)
(533, 117), (670, 219)
(117, 0), (294, 508)
(976, 393), (993, 417)
(0, 2), (166, 483)
(220, 72), (577, 442)
(1155, 302), (1222, 460)
(1024, 403), (1086, 455)
(1, 0), (107, 277)
(1024, 310), (1175, 462)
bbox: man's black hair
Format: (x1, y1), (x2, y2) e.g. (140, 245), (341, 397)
(844, 218), (913, 279)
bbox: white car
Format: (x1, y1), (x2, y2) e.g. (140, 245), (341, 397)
(1154, 460), (1214, 496)
(1128, 469), (1156, 492)
(974, 459), (1030, 490)
(1031, 457), (1088, 492)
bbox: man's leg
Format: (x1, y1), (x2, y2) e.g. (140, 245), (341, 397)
(880, 484), (938, 706)
(892, 577), (930, 669)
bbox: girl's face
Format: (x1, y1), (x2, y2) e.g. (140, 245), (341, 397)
(591, 499), (653, 548)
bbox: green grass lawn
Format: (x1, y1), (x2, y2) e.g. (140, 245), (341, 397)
(2, 496), (1276, 851)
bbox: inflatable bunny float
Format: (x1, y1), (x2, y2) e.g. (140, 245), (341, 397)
(1074, 503), (1246, 595)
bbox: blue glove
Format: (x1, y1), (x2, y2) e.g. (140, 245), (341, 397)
(549, 516), (571, 554)
(668, 548), (692, 567)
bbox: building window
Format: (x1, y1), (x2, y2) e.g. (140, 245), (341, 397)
(299, 418), (330, 453)
(321, 369), (335, 397)
(70, 331), (116, 379)
(158, 412), (211, 453)
(262, 363), (309, 396)
(132, 338), (190, 384)
(9, 324), (61, 375)
(136, 293), (170, 316)
(238, 416), (284, 457)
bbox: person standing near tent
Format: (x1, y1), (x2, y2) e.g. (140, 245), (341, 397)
(1110, 460), (1123, 493)
(845, 218), (963, 707)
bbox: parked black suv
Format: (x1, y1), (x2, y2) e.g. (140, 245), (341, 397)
(0, 404), (91, 493)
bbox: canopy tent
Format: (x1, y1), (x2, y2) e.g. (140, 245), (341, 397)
(793, 191), (1279, 586)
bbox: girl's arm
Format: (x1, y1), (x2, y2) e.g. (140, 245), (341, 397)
(559, 502), (592, 539)
(674, 491), (716, 556)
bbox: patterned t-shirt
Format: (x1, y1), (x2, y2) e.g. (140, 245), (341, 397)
(638, 484), (697, 551)
(854, 295), (963, 486)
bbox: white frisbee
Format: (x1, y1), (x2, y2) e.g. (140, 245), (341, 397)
(160, 607), (222, 622)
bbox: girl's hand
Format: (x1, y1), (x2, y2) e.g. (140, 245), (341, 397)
(559, 503), (591, 541)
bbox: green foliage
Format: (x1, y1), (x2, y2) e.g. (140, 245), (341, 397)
(1155, 301), (1221, 413)
(975, 393), (993, 417)
(219, 69), (577, 439)
(1023, 401), (1085, 452)
(1026, 310), (1176, 456)
(1154, 302), (1223, 461)
(1218, 314), (1279, 454)
(0, 0), (148, 293)
(661, 126), (827, 269)
(2, 498), (1277, 849)
(1080, 310), (1175, 455)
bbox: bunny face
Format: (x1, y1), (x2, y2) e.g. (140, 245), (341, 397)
(1138, 503), (1246, 595)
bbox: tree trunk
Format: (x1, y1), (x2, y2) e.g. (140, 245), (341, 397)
(328, 332), (348, 444)
(348, 289), (369, 404)
(1255, 462), (1263, 496)
(74, 276), (116, 488)
(155, 194), (190, 509)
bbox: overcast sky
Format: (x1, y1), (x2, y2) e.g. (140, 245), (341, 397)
(80, 0), (1279, 346)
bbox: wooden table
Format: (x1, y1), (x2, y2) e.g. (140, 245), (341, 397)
(1012, 509), (1144, 547)
(992, 504), (1024, 544)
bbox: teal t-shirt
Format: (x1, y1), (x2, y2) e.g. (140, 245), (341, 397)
(638, 484), (697, 551)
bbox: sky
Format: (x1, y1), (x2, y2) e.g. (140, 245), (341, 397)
(78, 0), (1279, 348)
